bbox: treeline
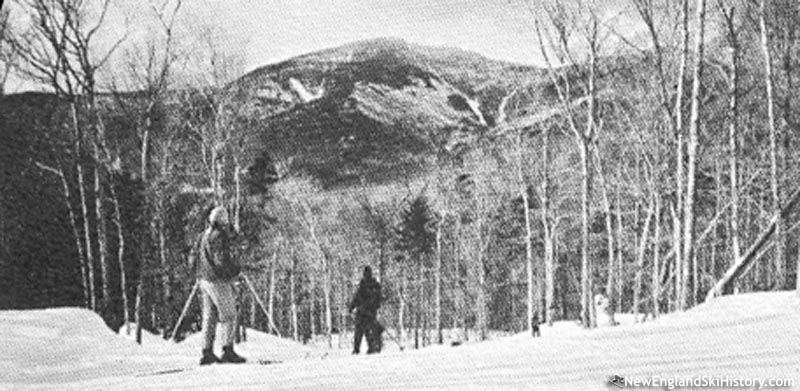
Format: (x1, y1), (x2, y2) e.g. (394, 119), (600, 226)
(2, 0), (800, 348)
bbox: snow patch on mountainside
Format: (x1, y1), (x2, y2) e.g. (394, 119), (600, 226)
(289, 77), (324, 103)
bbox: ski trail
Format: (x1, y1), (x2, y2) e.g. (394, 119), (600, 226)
(496, 87), (519, 125)
(289, 78), (324, 103)
(3, 292), (799, 391)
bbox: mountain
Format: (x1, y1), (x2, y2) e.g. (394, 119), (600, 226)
(228, 38), (549, 187)
(0, 40), (555, 306)
(0, 39), (557, 193)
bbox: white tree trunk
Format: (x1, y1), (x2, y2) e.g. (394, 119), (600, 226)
(674, 0), (689, 311)
(722, 6), (742, 275)
(158, 207), (169, 334)
(37, 163), (91, 308)
(707, 188), (800, 300)
(435, 222), (443, 344)
(682, 0), (707, 310)
(250, 297), (256, 330)
(94, 154), (110, 312)
(302, 200), (332, 347)
(652, 196), (662, 317)
(399, 270), (406, 349)
(634, 198), (655, 322)
(291, 255), (299, 341)
(523, 185), (535, 335)
(110, 182), (129, 333)
(310, 299), (317, 338)
(616, 186), (624, 314)
(323, 259), (332, 348)
(475, 262), (488, 341)
(583, 17), (599, 329)
(268, 253), (277, 333)
(580, 140), (592, 327)
(593, 144), (616, 314)
(134, 280), (144, 344)
(234, 159), (242, 233)
(540, 129), (555, 326)
(760, 0), (786, 290)
(77, 162), (96, 311)
(518, 132), (536, 335)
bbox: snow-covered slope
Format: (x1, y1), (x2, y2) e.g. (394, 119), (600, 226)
(2, 292), (799, 390)
(0, 308), (189, 387)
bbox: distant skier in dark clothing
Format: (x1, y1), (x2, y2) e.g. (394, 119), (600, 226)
(349, 266), (383, 354)
(196, 206), (246, 365)
(531, 313), (541, 337)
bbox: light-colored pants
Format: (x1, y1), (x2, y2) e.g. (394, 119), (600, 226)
(199, 279), (238, 350)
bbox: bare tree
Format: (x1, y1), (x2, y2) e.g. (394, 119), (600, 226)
(594, 140), (617, 320)
(0, 8), (17, 94)
(539, 126), (557, 326)
(651, 194), (662, 317)
(455, 149), (510, 340)
(494, 86), (543, 334)
(759, 0), (786, 290)
(114, 0), (183, 342)
(681, 0), (708, 309)
(717, 0), (742, 292)
(108, 178), (129, 332)
(434, 215), (444, 343)
(517, 132), (538, 335)
(633, 195), (655, 321)
(277, 178), (334, 346)
(631, 0), (692, 311)
(707, 188), (800, 299)
(534, 0), (604, 328)
(34, 161), (90, 307)
(7, 0), (126, 313)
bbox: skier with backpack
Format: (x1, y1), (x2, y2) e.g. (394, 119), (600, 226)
(349, 266), (383, 354)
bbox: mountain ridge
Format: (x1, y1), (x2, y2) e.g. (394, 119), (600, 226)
(229, 37), (552, 187)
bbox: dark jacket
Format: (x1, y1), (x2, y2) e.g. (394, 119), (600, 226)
(196, 224), (240, 282)
(349, 276), (382, 319)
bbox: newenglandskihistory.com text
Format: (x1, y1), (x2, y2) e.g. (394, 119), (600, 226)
(608, 374), (796, 389)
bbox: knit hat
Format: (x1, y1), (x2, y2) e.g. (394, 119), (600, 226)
(208, 206), (229, 226)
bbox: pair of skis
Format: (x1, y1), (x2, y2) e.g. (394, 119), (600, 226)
(136, 359), (282, 377)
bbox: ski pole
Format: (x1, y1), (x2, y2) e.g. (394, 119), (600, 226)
(241, 274), (282, 337)
(381, 324), (405, 351)
(170, 281), (200, 341)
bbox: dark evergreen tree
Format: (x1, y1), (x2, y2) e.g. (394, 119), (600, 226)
(394, 194), (437, 347)
(395, 194), (437, 263)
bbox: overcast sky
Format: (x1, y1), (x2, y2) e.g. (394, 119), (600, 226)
(4, 0), (646, 92)
(186, 0), (642, 67)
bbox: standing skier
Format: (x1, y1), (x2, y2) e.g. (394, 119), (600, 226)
(196, 206), (246, 365)
(349, 266), (383, 354)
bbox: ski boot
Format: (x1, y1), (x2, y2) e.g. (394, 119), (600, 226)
(220, 345), (247, 364)
(200, 348), (221, 366)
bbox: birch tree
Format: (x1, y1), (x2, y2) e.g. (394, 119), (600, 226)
(631, 0), (691, 311)
(7, 0), (126, 314)
(534, 0), (604, 327)
(0, 8), (16, 94)
(681, 0), (707, 309)
(759, 0), (786, 290)
(717, 0), (742, 291)
(115, 0), (183, 341)
(540, 127), (557, 326)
